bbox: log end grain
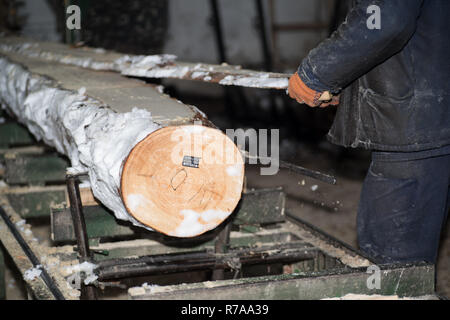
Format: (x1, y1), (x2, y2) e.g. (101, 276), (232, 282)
(121, 125), (244, 238)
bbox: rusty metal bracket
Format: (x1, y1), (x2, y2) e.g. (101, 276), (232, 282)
(65, 173), (98, 300)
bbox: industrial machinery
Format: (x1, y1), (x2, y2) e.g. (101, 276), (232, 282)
(0, 37), (437, 300)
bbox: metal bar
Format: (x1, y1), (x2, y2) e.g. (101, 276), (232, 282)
(209, 0), (227, 63)
(129, 263), (435, 300)
(97, 246), (316, 281)
(66, 175), (97, 300)
(285, 211), (376, 264)
(0, 205), (65, 300)
(98, 241), (311, 268)
(255, 0), (273, 72)
(212, 220), (232, 280)
(272, 23), (330, 31)
(280, 160), (337, 185)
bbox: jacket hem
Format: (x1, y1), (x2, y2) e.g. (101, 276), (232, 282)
(326, 133), (450, 153)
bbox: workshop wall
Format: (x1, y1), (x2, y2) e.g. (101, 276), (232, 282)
(164, 0), (334, 70)
(16, 0), (335, 69)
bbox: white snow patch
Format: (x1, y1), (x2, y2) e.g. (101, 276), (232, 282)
(226, 164), (242, 177)
(126, 193), (146, 212)
(24, 265), (42, 281)
(142, 282), (159, 293)
(311, 185), (319, 192)
(64, 261), (98, 285)
(15, 219), (26, 227)
(78, 87), (86, 96)
(79, 180), (91, 188)
(182, 125), (205, 134)
(219, 74), (288, 89)
(156, 85), (165, 94)
(169, 209), (230, 238)
(199, 209), (230, 223)
(191, 71), (208, 79)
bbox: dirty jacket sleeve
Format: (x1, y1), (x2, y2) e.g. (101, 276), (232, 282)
(298, 0), (424, 93)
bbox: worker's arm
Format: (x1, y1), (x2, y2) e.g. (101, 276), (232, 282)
(289, 0), (424, 107)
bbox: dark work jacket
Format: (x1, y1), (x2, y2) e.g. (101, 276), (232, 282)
(298, 0), (450, 152)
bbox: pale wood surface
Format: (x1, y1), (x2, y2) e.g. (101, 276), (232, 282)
(121, 126), (244, 237)
(0, 52), (197, 126)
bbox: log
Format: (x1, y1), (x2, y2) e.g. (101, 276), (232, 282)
(0, 44), (244, 237)
(0, 36), (289, 90)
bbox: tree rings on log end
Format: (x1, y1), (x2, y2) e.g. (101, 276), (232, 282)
(121, 125), (244, 238)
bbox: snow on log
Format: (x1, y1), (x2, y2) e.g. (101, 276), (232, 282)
(0, 48), (244, 238)
(0, 36), (289, 90)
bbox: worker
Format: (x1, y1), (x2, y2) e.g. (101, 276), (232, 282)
(288, 0), (450, 265)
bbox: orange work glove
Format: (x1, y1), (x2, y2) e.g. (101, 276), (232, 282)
(288, 72), (339, 108)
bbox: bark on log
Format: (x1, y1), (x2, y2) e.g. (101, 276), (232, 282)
(0, 44), (244, 237)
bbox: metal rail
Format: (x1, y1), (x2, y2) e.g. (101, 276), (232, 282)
(96, 242), (317, 281)
(66, 174), (98, 300)
(0, 206), (65, 300)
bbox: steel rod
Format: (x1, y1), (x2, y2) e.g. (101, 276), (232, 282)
(66, 175), (98, 300)
(96, 243), (316, 281)
(280, 160), (337, 185)
(212, 220), (232, 280)
(97, 249), (315, 281)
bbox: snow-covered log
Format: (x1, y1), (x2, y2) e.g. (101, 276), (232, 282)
(0, 47), (244, 238)
(0, 36), (289, 90)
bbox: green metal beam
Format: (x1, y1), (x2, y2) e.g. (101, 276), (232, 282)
(234, 188), (285, 226)
(129, 263), (435, 300)
(0, 123), (35, 148)
(3, 186), (66, 219)
(51, 206), (136, 242)
(4, 153), (68, 185)
(50, 189), (287, 242)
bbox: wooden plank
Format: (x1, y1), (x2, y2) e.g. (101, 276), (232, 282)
(128, 264), (435, 300)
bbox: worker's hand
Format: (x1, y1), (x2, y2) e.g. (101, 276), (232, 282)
(319, 95), (340, 108)
(288, 72), (339, 108)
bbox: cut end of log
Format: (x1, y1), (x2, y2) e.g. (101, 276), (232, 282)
(120, 125), (245, 238)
